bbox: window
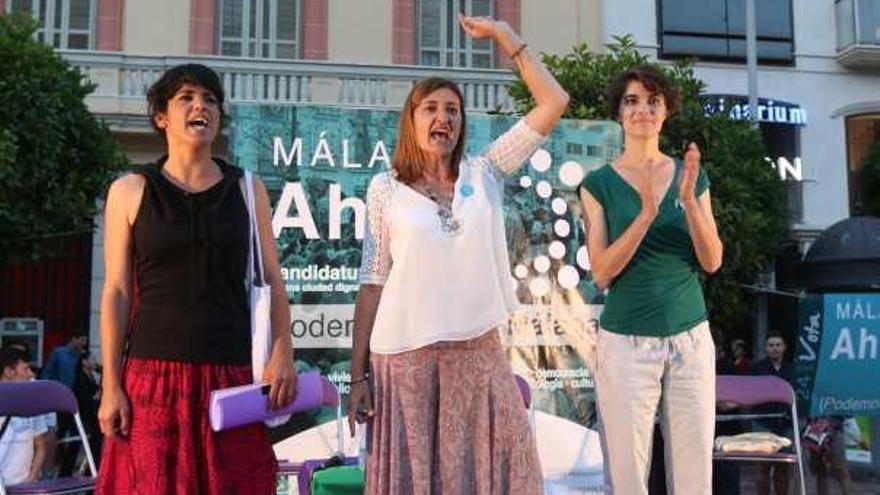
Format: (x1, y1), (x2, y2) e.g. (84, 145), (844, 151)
(845, 113), (880, 214)
(658, 0), (794, 64)
(7, 0), (95, 50)
(565, 142), (583, 155)
(218, 0), (300, 59)
(837, 0), (880, 49)
(418, 0), (494, 68)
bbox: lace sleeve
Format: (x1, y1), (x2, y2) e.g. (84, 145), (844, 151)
(481, 118), (548, 182)
(358, 173), (393, 285)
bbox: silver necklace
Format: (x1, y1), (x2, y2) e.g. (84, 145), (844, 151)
(422, 182), (461, 236)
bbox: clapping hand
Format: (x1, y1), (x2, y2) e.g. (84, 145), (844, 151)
(638, 158), (660, 219)
(679, 142), (701, 206)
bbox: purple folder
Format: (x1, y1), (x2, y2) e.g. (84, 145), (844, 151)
(209, 371), (336, 431)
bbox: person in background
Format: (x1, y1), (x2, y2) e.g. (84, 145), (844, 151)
(731, 338), (750, 373)
(0, 347), (49, 485)
(750, 332), (794, 495)
(42, 331), (89, 477)
(5, 340), (59, 479)
(41, 331), (88, 390)
(807, 416), (854, 495)
(58, 351), (103, 475)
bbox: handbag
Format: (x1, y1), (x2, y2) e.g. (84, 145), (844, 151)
(242, 170), (290, 427)
(802, 417), (834, 455)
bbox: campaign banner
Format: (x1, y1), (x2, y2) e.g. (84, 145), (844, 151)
(796, 293), (880, 417)
(229, 105), (617, 475)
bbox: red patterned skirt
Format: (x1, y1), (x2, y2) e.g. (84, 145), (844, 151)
(97, 358), (277, 495)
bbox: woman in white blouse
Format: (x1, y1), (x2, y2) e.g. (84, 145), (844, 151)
(348, 14), (568, 494)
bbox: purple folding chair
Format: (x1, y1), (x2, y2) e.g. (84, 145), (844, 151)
(714, 374), (806, 495)
(513, 374), (536, 433)
(0, 380), (97, 495)
(513, 374), (531, 408)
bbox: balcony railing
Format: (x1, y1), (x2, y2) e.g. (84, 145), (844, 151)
(60, 51), (518, 126)
(836, 0), (880, 67)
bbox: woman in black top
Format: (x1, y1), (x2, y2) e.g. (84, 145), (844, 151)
(96, 64), (296, 495)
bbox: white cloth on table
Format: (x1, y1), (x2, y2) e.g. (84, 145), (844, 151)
(359, 118), (547, 354)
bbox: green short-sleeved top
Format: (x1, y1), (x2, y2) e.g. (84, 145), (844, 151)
(580, 160), (710, 337)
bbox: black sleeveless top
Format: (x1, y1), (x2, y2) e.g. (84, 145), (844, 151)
(128, 158), (251, 365)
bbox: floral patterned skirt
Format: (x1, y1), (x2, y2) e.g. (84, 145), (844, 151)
(366, 329), (543, 495)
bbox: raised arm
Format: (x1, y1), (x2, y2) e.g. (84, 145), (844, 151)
(458, 14), (569, 135)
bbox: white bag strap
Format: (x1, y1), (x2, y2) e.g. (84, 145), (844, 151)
(241, 170), (265, 287)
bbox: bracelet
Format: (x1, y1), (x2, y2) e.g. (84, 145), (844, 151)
(510, 42), (528, 59)
(350, 375), (369, 385)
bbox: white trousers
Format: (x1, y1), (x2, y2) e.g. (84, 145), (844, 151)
(594, 321), (716, 495)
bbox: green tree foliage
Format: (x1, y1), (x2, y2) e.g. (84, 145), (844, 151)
(509, 35), (788, 335)
(0, 13), (125, 261)
(858, 139), (880, 216)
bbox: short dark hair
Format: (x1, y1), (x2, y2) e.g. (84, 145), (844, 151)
(71, 329), (86, 339)
(607, 64), (682, 120)
(0, 347), (28, 373)
(4, 340), (31, 362)
(766, 331), (785, 342)
(146, 64), (226, 138)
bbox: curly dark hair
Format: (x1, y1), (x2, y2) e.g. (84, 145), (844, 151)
(146, 63), (226, 138)
(607, 64), (681, 120)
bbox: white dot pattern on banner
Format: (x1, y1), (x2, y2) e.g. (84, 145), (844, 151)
(536, 181), (553, 199)
(557, 265), (580, 289)
(554, 219), (571, 237)
(551, 197), (567, 215)
(514, 264), (529, 279)
(577, 246), (591, 270)
(519, 176), (533, 188)
(559, 161), (585, 187)
(529, 277), (551, 297)
(530, 149), (552, 172)
(548, 241), (566, 259)
(533, 255), (551, 274)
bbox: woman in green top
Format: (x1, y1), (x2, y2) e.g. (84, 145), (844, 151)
(579, 65), (723, 495)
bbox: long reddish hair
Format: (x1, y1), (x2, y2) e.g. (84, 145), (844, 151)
(391, 77), (467, 184)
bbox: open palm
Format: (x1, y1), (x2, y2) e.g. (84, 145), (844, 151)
(458, 13), (502, 40)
